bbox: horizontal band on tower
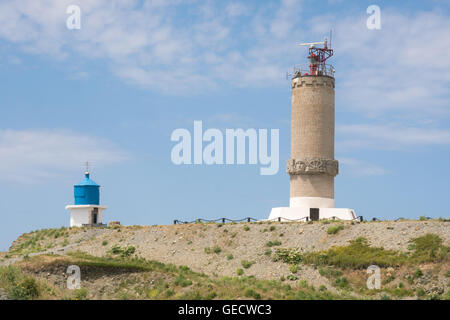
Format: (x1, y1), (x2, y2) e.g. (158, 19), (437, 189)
(287, 158), (339, 176)
(292, 77), (335, 89)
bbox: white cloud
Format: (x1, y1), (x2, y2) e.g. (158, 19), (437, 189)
(0, 129), (128, 184)
(0, 0), (304, 92)
(339, 157), (387, 176)
(337, 123), (450, 150)
(0, 0), (448, 124)
(226, 2), (248, 17)
(332, 9), (450, 118)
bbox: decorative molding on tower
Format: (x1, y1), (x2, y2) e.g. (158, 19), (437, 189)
(292, 77), (335, 89)
(287, 158), (339, 177)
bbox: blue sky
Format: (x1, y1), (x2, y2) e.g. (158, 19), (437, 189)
(0, 0), (449, 251)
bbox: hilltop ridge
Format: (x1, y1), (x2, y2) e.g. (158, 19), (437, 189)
(0, 219), (449, 300)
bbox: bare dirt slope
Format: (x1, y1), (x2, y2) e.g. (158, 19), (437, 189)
(4, 220), (448, 278)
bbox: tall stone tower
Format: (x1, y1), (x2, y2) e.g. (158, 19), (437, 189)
(288, 73), (338, 209)
(269, 39), (356, 221)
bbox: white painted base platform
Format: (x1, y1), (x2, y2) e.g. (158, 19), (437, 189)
(268, 207), (357, 221)
(65, 205), (107, 227)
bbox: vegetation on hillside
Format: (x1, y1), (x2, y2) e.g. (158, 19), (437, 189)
(0, 252), (353, 300)
(1, 223), (448, 300)
(274, 234), (449, 268)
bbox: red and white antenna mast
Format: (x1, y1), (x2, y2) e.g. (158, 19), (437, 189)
(299, 32), (334, 76)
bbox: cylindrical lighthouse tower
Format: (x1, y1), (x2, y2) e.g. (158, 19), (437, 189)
(268, 38), (356, 221)
(288, 69), (338, 209)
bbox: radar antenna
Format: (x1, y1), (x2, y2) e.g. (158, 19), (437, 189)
(299, 32), (334, 76)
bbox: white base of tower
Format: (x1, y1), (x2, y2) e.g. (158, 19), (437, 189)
(268, 207), (357, 221)
(65, 205), (107, 227)
(268, 197), (357, 221)
(290, 197), (335, 208)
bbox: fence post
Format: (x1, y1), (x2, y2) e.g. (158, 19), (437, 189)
(247, 217), (251, 223)
(222, 218), (225, 224)
(174, 220), (177, 225)
(278, 217), (281, 222)
(306, 217), (309, 222)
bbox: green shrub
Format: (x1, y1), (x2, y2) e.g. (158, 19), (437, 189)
(108, 245), (135, 258)
(122, 246), (135, 257)
(298, 280), (308, 288)
(244, 289), (261, 299)
(416, 288), (426, 297)
(73, 288), (88, 300)
(333, 277), (349, 290)
(269, 226), (276, 231)
(236, 268), (244, 276)
(382, 275), (395, 285)
(289, 265), (298, 274)
(165, 289), (174, 297)
(414, 268), (423, 279)
(266, 240), (282, 247)
(205, 291), (217, 300)
(0, 265), (21, 285)
(204, 247), (211, 254)
(273, 248), (302, 264)
(174, 275), (192, 287)
(275, 237), (415, 269)
(9, 277), (39, 300)
(244, 226), (250, 231)
(110, 245), (122, 254)
(213, 246), (222, 254)
(179, 265), (191, 272)
(227, 254), (234, 260)
(241, 260), (254, 269)
(303, 237), (407, 269)
(264, 249), (271, 256)
(327, 225), (344, 235)
(409, 234), (449, 263)
(318, 267), (342, 278)
(102, 240), (108, 246)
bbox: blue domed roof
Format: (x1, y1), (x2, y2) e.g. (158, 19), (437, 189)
(75, 173), (100, 187)
(74, 172), (100, 205)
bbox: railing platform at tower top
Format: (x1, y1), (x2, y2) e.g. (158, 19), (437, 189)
(292, 64), (335, 79)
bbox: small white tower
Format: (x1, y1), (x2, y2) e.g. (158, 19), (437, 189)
(65, 165), (107, 227)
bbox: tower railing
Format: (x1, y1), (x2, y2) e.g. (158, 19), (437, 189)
(292, 64), (335, 78)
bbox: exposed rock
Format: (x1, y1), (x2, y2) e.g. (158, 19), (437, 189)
(0, 288), (9, 300)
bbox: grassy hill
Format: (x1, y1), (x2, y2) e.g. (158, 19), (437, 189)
(0, 219), (449, 300)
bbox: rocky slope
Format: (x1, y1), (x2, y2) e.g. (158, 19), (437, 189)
(1, 219), (449, 300)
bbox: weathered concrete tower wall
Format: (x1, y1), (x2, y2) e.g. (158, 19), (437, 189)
(288, 75), (338, 208)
